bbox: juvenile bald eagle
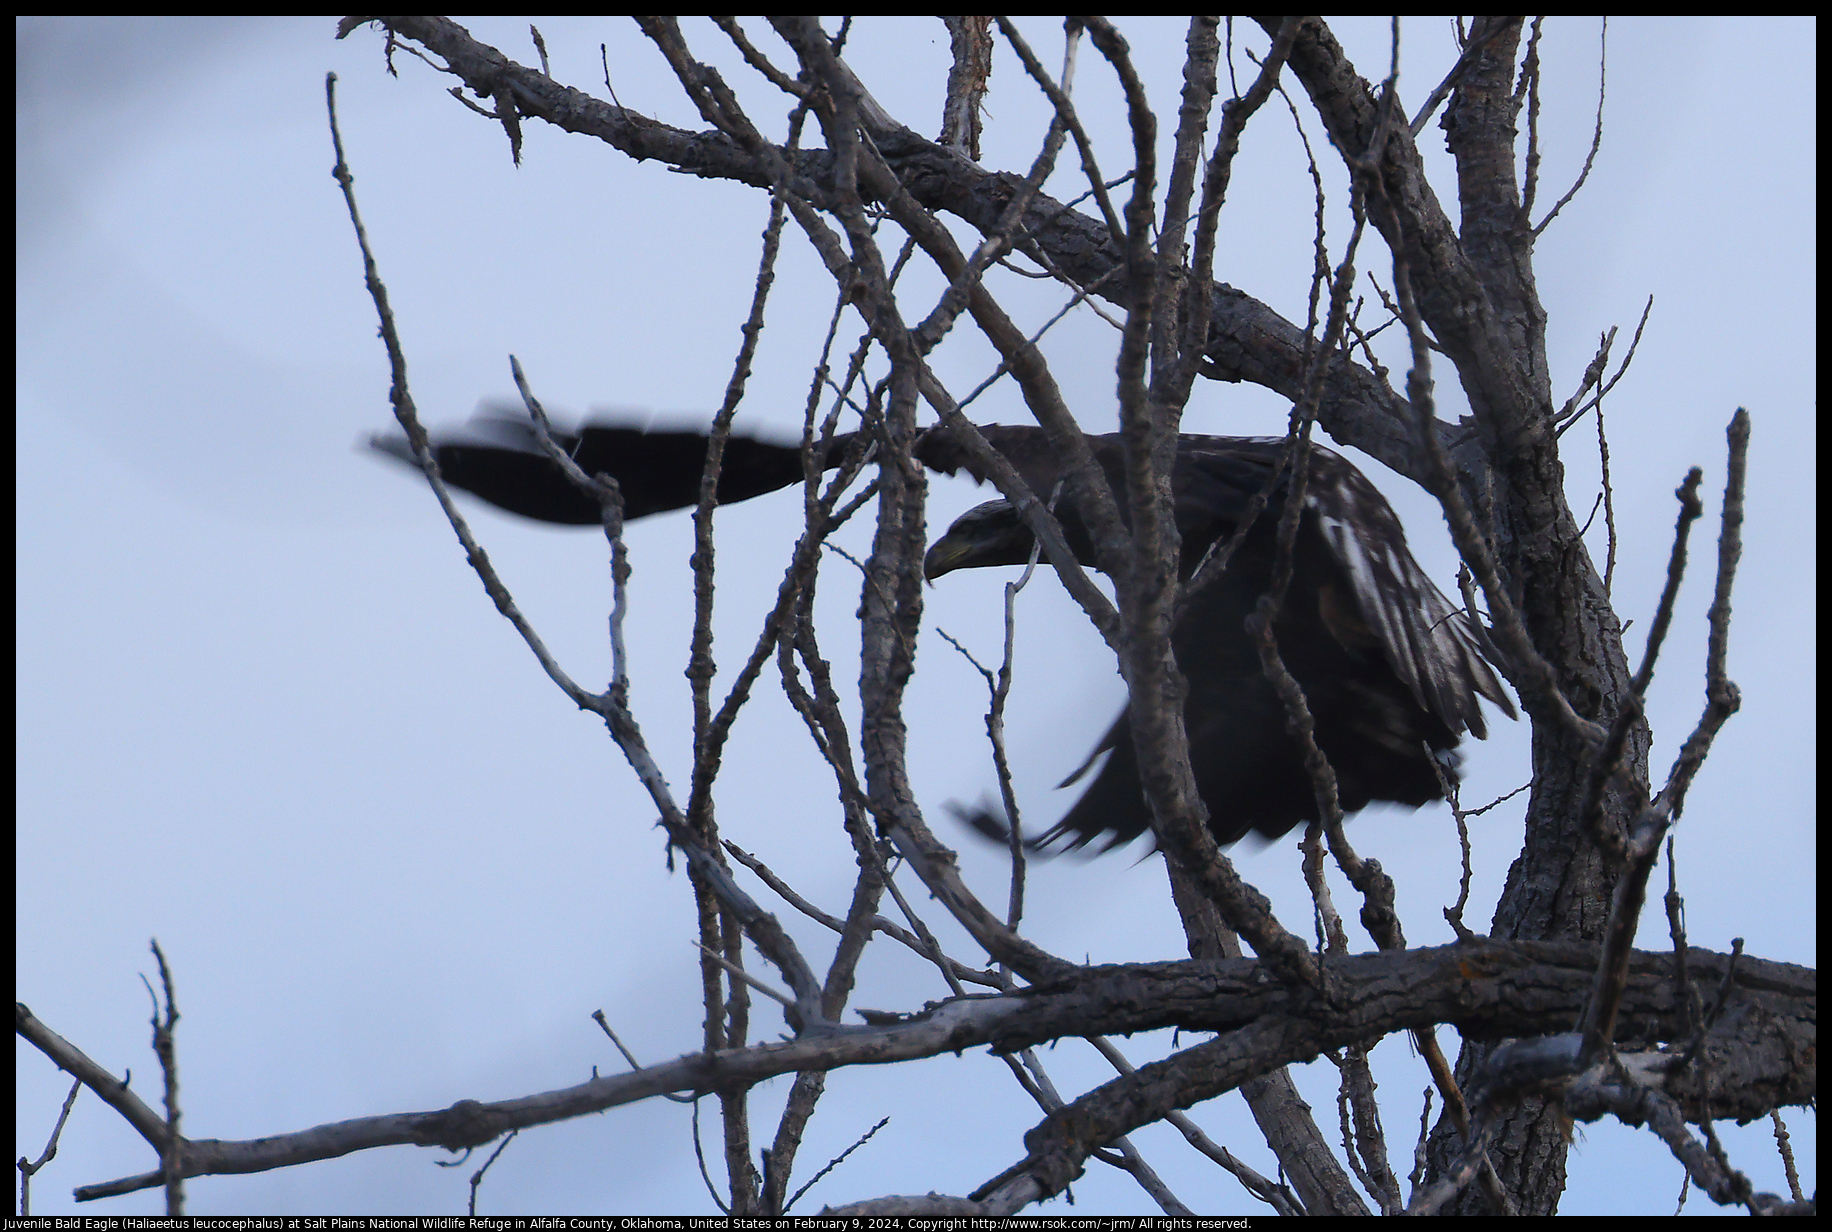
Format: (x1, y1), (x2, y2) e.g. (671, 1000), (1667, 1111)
(923, 438), (1514, 849)
(372, 410), (1513, 851)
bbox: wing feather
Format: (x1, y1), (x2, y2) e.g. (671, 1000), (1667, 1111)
(1303, 449), (1515, 737)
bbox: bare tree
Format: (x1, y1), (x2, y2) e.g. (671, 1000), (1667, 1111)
(17, 17), (1811, 1216)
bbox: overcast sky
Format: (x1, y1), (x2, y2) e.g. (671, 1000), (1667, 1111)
(17, 16), (1814, 1216)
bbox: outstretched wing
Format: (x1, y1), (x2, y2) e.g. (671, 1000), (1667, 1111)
(1300, 448), (1515, 738)
(369, 405), (827, 524)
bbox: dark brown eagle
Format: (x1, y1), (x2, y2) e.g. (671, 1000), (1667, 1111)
(372, 410), (1514, 851)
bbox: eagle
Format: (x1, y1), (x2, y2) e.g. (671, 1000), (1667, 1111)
(372, 409), (1514, 851)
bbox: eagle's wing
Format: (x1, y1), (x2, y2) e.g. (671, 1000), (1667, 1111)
(1300, 447), (1515, 738)
(370, 404), (829, 524)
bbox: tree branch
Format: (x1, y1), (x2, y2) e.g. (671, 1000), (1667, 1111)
(33, 940), (1808, 1202)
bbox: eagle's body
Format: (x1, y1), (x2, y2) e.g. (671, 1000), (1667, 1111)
(373, 411), (1513, 852)
(922, 435), (1512, 849)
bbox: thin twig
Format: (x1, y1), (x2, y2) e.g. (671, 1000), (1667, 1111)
(694, 943), (799, 1012)
(783, 1116), (891, 1213)
(465, 1130), (519, 1216)
(16, 1076), (83, 1216)
(1410, 18), (1517, 135)
(145, 941), (182, 1214)
(1577, 412), (1747, 1064)
(1533, 17), (1608, 236)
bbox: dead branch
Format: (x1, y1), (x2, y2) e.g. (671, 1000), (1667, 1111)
(31, 939), (1809, 1202)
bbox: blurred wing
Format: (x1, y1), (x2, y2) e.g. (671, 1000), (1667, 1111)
(369, 405), (818, 525)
